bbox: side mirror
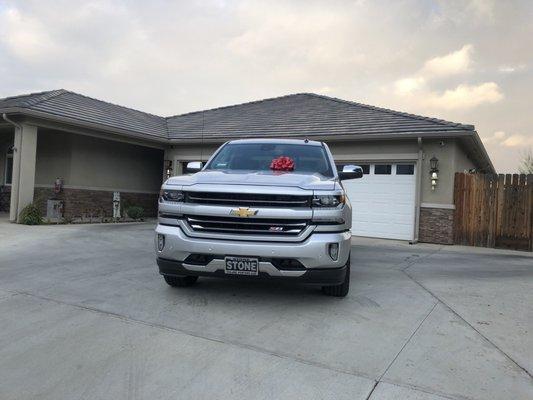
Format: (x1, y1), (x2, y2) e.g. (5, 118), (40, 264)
(186, 161), (203, 173)
(338, 165), (363, 180)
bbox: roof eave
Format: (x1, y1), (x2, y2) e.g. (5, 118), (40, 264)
(1, 107), (168, 145)
(470, 131), (496, 173)
(167, 130), (477, 144)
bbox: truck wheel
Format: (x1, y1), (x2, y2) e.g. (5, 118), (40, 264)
(164, 275), (198, 287)
(322, 257), (350, 297)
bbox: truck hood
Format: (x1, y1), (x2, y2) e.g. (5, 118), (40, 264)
(165, 170), (337, 190)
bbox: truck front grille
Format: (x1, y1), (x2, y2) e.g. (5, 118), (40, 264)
(184, 191), (311, 208)
(185, 215), (308, 236)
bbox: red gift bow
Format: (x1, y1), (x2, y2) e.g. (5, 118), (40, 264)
(270, 156), (294, 171)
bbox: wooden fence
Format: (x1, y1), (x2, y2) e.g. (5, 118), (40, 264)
(453, 173), (533, 251)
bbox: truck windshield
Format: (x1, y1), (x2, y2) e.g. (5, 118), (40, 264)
(205, 143), (334, 177)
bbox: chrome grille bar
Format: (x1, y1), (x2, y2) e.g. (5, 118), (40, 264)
(186, 217), (306, 227)
(185, 215), (309, 236)
(184, 191), (311, 208)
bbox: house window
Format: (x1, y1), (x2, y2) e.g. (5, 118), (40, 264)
(374, 164), (392, 175)
(396, 164), (415, 175)
(4, 146), (13, 185)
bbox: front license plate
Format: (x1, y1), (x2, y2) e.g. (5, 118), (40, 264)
(225, 257), (259, 276)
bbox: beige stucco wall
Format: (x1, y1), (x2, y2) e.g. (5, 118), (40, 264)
(454, 141), (476, 173)
(420, 139), (455, 205)
(420, 139), (476, 205)
(35, 129), (164, 192)
(327, 139), (419, 159)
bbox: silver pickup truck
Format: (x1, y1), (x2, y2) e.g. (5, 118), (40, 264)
(155, 139), (362, 296)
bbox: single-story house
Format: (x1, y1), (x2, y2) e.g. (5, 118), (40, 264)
(0, 89), (494, 244)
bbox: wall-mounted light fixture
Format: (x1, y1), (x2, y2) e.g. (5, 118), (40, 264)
(164, 160), (173, 180)
(429, 156), (439, 191)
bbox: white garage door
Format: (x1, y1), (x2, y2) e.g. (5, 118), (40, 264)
(340, 163), (416, 241)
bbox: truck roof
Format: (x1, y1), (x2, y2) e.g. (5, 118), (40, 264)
(227, 138), (323, 146)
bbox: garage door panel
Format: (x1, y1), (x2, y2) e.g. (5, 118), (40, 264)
(342, 162), (416, 241)
(355, 212), (411, 225)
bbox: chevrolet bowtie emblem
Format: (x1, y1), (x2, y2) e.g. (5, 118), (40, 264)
(229, 207), (258, 218)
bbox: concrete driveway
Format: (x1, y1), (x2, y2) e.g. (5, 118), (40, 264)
(0, 219), (531, 400)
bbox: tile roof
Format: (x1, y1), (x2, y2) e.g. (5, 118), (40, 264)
(166, 93), (474, 140)
(0, 90), (475, 142)
(0, 89), (167, 138)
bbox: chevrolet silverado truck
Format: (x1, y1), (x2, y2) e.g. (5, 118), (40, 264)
(155, 139), (362, 296)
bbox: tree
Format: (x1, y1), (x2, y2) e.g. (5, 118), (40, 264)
(518, 148), (533, 174)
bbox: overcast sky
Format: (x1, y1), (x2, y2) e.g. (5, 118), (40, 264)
(1, 0), (531, 172)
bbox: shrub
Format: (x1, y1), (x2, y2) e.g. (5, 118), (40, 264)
(19, 203), (43, 225)
(126, 206), (144, 220)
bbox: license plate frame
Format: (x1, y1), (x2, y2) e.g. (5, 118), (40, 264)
(224, 256), (259, 276)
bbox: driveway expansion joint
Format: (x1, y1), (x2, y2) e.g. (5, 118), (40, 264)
(378, 301), (438, 380)
(382, 244), (531, 378)
(6, 286), (472, 400)
(364, 381), (379, 400)
(400, 245), (444, 271)
(402, 268), (532, 378)
(8, 289), (378, 381)
(377, 379), (471, 400)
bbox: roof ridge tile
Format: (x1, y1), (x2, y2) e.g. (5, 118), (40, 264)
(0, 89), (64, 108)
(22, 89), (68, 107)
(166, 93), (305, 119)
(59, 90), (165, 121)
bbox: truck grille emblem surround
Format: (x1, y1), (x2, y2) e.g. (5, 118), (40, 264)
(229, 207), (259, 218)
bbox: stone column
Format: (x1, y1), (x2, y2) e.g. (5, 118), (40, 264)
(9, 124), (37, 222)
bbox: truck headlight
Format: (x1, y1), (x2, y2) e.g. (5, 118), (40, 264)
(160, 189), (184, 202)
(312, 194), (345, 207)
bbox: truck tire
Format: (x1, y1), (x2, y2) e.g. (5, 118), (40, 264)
(164, 275), (198, 287)
(322, 257), (350, 297)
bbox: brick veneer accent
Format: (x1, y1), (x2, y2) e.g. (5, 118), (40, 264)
(418, 207), (454, 245)
(0, 185), (10, 212)
(34, 187), (158, 219)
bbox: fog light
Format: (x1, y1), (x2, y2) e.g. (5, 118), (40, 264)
(157, 234), (165, 251)
(328, 243), (339, 261)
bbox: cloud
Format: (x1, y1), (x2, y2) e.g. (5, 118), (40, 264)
(392, 44), (503, 110)
(502, 134), (533, 147)
(421, 44), (473, 77)
(427, 82), (503, 110)
(312, 86), (334, 94)
(465, 0), (497, 21)
(433, 0), (498, 25)
(482, 131), (533, 148)
(394, 44), (473, 94)
(0, 7), (60, 61)
(498, 64), (527, 73)
(393, 78), (503, 111)
(394, 77), (426, 96)
(482, 130), (506, 144)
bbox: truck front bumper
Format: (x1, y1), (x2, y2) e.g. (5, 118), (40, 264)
(155, 224), (351, 285)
